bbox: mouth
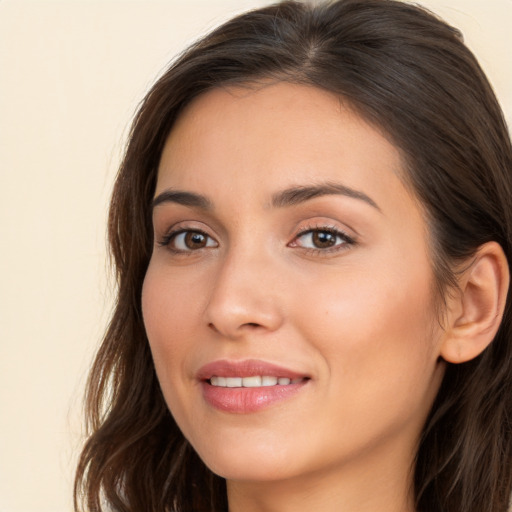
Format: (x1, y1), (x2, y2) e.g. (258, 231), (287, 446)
(197, 359), (310, 413)
(209, 376), (307, 387)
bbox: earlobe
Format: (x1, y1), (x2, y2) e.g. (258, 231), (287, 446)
(440, 241), (510, 364)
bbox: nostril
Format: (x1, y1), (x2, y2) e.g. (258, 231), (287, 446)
(208, 322), (220, 333)
(207, 321), (261, 338)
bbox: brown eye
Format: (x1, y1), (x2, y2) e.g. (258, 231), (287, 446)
(311, 231), (337, 248)
(184, 231), (207, 249)
(168, 230), (218, 251)
(291, 227), (354, 251)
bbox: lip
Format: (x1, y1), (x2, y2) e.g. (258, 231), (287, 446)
(197, 359), (307, 380)
(197, 359), (310, 414)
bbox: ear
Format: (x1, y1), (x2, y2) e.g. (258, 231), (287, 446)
(440, 241), (510, 364)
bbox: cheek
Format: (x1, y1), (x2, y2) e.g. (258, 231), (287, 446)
(141, 262), (208, 438)
(293, 253), (440, 413)
(142, 260), (208, 343)
(295, 252), (435, 342)
(141, 262), (205, 396)
(289, 280), (440, 463)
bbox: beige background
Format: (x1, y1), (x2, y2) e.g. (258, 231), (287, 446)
(0, 1), (510, 511)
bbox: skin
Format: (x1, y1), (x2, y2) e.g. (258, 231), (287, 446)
(142, 82), (448, 512)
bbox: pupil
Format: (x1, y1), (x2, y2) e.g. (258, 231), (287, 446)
(313, 231), (336, 248)
(185, 232), (206, 248)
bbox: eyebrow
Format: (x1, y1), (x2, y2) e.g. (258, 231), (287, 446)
(151, 190), (213, 211)
(151, 182), (380, 213)
(271, 182), (381, 211)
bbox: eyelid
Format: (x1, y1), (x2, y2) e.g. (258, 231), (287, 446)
(155, 220), (355, 255)
(289, 224), (356, 252)
(157, 224), (219, 252)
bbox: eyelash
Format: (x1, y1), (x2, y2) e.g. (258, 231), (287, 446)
(290, 225), (355, 254)
(158, 225), (355, 255)
(158, 228), (217, 254)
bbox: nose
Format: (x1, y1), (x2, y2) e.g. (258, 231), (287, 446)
(204, 247), (284, 339)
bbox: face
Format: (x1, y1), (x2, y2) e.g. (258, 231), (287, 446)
(142, 82), (445, 488)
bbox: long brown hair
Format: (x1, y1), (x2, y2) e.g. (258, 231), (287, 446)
(74, 1), (512, 511)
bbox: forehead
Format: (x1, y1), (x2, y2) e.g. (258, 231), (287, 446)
(156, 82), (418, 219)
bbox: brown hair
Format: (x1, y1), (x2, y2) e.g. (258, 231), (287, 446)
(74, 1), (512, 511)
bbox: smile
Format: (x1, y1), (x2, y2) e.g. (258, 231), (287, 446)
(198, 360), (310, 413)
(209, 376), (305, 387)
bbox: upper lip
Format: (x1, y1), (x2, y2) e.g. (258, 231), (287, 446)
(196, 359), (309, 381)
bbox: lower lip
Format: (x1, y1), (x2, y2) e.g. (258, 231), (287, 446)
(201, 381), (307, 413)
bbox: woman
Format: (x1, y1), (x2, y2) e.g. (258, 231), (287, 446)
(74, 1), (512, 511)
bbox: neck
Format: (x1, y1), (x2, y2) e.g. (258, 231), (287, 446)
(226, 440), (417, 512)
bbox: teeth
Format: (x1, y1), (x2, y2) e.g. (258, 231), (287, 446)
(215, 376), (226, 386)
(226, 377), (242, 387)
(210, 375), (303, 388)
(242, 376), (262, 387)
(262, 376), (278, 386)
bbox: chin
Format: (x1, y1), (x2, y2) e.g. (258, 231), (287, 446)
(193, 438), (302, 482)
(208, 460), (298, 483)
